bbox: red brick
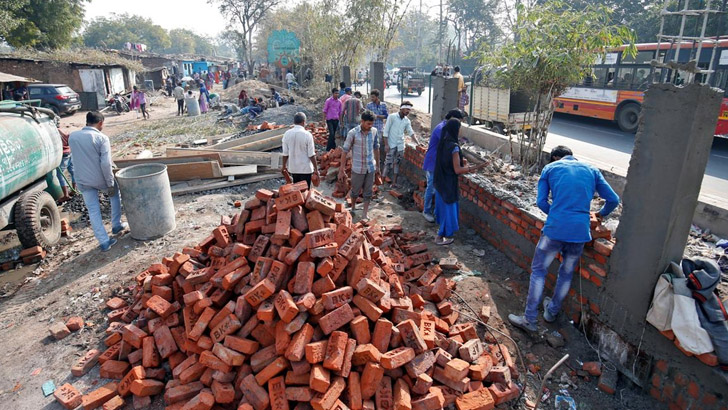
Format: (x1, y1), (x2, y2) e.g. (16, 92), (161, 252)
(350, 316), (371, 344)
(372, 319), (393, 353)
(294, 261), (316, 294)
(54, 383), (82, 410)
(397, 320), (427, 354)
(275, 290), (300, 323)
(268, 376), (289, 410)
(153, 325), (179, 358)
(381, 347), (416, 369)
(99, 360), (129, 379)
(66, 316), (84, 331)
(129, 379), (163, 396)
(81, 382), (118, 410)
(211, 379), (236, 404)
(455, 388), (495, 410)
(101, 395), (124, 410)
(361, 362), (384, 399)
(245, 279), (276, 307)
(212, 343), (245, 366)
(323, 331), (348, 372)
(311, 364), (332, 393)
(180, 390), (215, 410)
(319, 303), (355, 334)
(164, 381), (204, 403)
(411, 388), (445, 410)
(71, 349), (101, 377)
(285, 323), (315, 362)
(49, 322), (71, 340)
(306, 340), (328, 364)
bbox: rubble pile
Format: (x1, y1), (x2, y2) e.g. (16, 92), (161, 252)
(53, 182), (520, 410)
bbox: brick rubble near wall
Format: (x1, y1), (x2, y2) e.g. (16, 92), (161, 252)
(400, 144), (728, 410)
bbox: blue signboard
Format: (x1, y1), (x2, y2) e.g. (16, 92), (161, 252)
(267, 30), (300, 69)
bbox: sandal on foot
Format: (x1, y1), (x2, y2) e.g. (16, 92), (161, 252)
(435, 237), (454, 245)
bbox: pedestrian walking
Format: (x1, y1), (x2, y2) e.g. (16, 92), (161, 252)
(286, 71), (297, 89)
(340, 91), (363, 142)
(131, 86), (149, 120)
(433, 119), (480, 245)
(172, 83), (185, 116)
(339, 111), (381, 221)
(366, 90), (388, 172)
(382, 101), (419, 188)
(323, 88), (342, 151)
(281, 112), (320, 188)
(508, 146), (620, 333)
(339, 87), (353, 105)
(68, 111), (126, 251)
(422, 109), (464, 222)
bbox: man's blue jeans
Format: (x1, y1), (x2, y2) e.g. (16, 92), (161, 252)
(80, 186), (123, 246)
(525, 234), (585, 325)
(424, 170), (435, 215)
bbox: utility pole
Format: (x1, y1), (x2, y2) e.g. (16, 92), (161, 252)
(439, 0), (443, 64)
(416, 0), (422, 71)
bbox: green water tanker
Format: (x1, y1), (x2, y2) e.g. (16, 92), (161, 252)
(0, 104), (64, 248)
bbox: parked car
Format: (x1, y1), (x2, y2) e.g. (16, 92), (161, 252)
(27, 84), (81, 116)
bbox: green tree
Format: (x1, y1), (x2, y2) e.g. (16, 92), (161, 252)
(480, 1), (636, 171)
(5, 0), (88, 49)
(0, 0), (28, 41)
(167, 29), (216, 55)
(83, 14), (171, 51)
(389, 10), (440, 69)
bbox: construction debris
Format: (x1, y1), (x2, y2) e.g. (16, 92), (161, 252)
(52, 182), (521, 410)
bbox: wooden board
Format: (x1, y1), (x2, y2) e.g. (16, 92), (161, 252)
(165, 148), (281, 169)
(166, 161), (223, 182)
(114, 153), (224, 168)
(171, 174), (281, 196)
(221, 165), (258, 177)
(229, 135), (283, 152)
(209, 126), (291, 150)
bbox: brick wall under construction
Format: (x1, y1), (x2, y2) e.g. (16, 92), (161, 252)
(399, 144), (727, 409)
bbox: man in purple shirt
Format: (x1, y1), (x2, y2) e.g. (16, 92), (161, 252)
(323, 88), (342, 151)
(422, 109), (464, 222)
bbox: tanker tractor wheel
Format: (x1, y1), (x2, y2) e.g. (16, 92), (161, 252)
(14, 191), (61, 249)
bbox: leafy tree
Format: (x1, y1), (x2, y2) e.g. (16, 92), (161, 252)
(0, 0), (28, 41)
(389, 10), (440, 69)
(210, 0), (283, 75)
(480, 1), (636, 171)
(167, 29), (216, 55)
(5, 0), (88, 50)
(83, 14), (171, 51)
(372, 0), (413, 64)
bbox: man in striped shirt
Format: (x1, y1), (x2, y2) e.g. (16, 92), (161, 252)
(339, 110), (380, 221)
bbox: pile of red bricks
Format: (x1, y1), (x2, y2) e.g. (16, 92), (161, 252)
(316, 148), (382, 200)
(53, 182), (520, 410)
(307, 123), (330, 147)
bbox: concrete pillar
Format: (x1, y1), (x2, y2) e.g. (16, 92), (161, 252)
(342, 66), (351, 87)
(603, 84), (722, 345)
(430, 76), (459, 130)
(370, 62), (385, 97)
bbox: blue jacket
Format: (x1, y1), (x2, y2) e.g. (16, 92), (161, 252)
(537, 156), (620, 243)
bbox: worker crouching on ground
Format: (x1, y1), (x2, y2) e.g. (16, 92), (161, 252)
(281, 112), (319, 189)
(433, 119), (480, 245)
(340, 110), (381, 222)
(509, 146), (620, 332)
(68, 111), (127, 252)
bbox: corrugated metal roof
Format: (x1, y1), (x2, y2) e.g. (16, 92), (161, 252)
(0, 71), (39, 83)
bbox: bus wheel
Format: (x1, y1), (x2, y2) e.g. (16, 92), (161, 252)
(617, 103), (640, 133)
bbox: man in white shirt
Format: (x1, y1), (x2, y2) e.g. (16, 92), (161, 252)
(281, 112), (319, 188)
(68, 111), (126, 251)
(382, 101), (420, 188)
(286, 71), (296, 89)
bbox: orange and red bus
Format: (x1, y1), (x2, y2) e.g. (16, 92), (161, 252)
(554, 40), (728, 137)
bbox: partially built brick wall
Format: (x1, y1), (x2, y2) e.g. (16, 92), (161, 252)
(400, 144), (727, 409)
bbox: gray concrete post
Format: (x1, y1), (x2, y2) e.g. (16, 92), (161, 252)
(430, 76), (459, 130)
(342, 66), (351, 87)
(370, 62), (385, 97)
(603, 84), (722, 346)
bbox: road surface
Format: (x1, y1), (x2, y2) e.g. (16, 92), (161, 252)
(383, 85), (728, 205)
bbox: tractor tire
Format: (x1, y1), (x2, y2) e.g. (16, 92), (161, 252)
(14, 190), (61, 249)
(616, 102), (640, 133)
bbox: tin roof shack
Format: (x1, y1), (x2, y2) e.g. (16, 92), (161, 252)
(139, 66), (169, 91)
(0, 55), (139, 110)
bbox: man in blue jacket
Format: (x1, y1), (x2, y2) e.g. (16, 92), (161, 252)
(509, 146), (620, 332)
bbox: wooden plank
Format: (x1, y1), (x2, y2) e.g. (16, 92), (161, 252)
(171, 174), (281, 196)
(209, 126), (291, 150)
(221, 165), (258, 177)
(165, 148), (281, 169)
(113, 153), (224, 168)
(166, 161), (223, 182)
(229, 135), (283, 152)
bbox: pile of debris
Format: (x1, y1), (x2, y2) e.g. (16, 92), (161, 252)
(114, 127), (291, 196)
(316, 147), (384, 201)
(52, 182), (520, 410)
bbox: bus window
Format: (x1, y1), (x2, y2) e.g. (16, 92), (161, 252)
(636, 69), (663, 90)
(616, 68), (636, 89)
(592, 67), (608, 86)
(621, 50), (654, 64)
(605, 68), (616, 87)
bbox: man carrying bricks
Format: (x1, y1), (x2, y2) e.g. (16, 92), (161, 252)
(422, 109), (464, 223)
(509, 145), (620, 333)
(282, 112), (320, 188)
(69, 111), (127, 252)
(339, 110), (381, 221)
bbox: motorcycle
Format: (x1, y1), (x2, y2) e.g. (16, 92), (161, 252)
(106, 93), (130, 114)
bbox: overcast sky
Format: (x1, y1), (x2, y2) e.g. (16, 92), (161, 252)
(84, 0), (229, 38)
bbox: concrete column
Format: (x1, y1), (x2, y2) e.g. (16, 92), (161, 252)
(342, 66), (351, 87)
(603, 84), (722, 344)
(430, 76), (459, 130)
(370, 62), (385, 97)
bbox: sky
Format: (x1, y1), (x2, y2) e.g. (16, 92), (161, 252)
(84, 0), (229, 38)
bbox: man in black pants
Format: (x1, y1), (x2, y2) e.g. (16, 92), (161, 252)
(322, 88), (342, 151)
(281, 112), (320, 188)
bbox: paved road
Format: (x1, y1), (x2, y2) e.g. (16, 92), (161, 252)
(383, 85), (728, 205)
